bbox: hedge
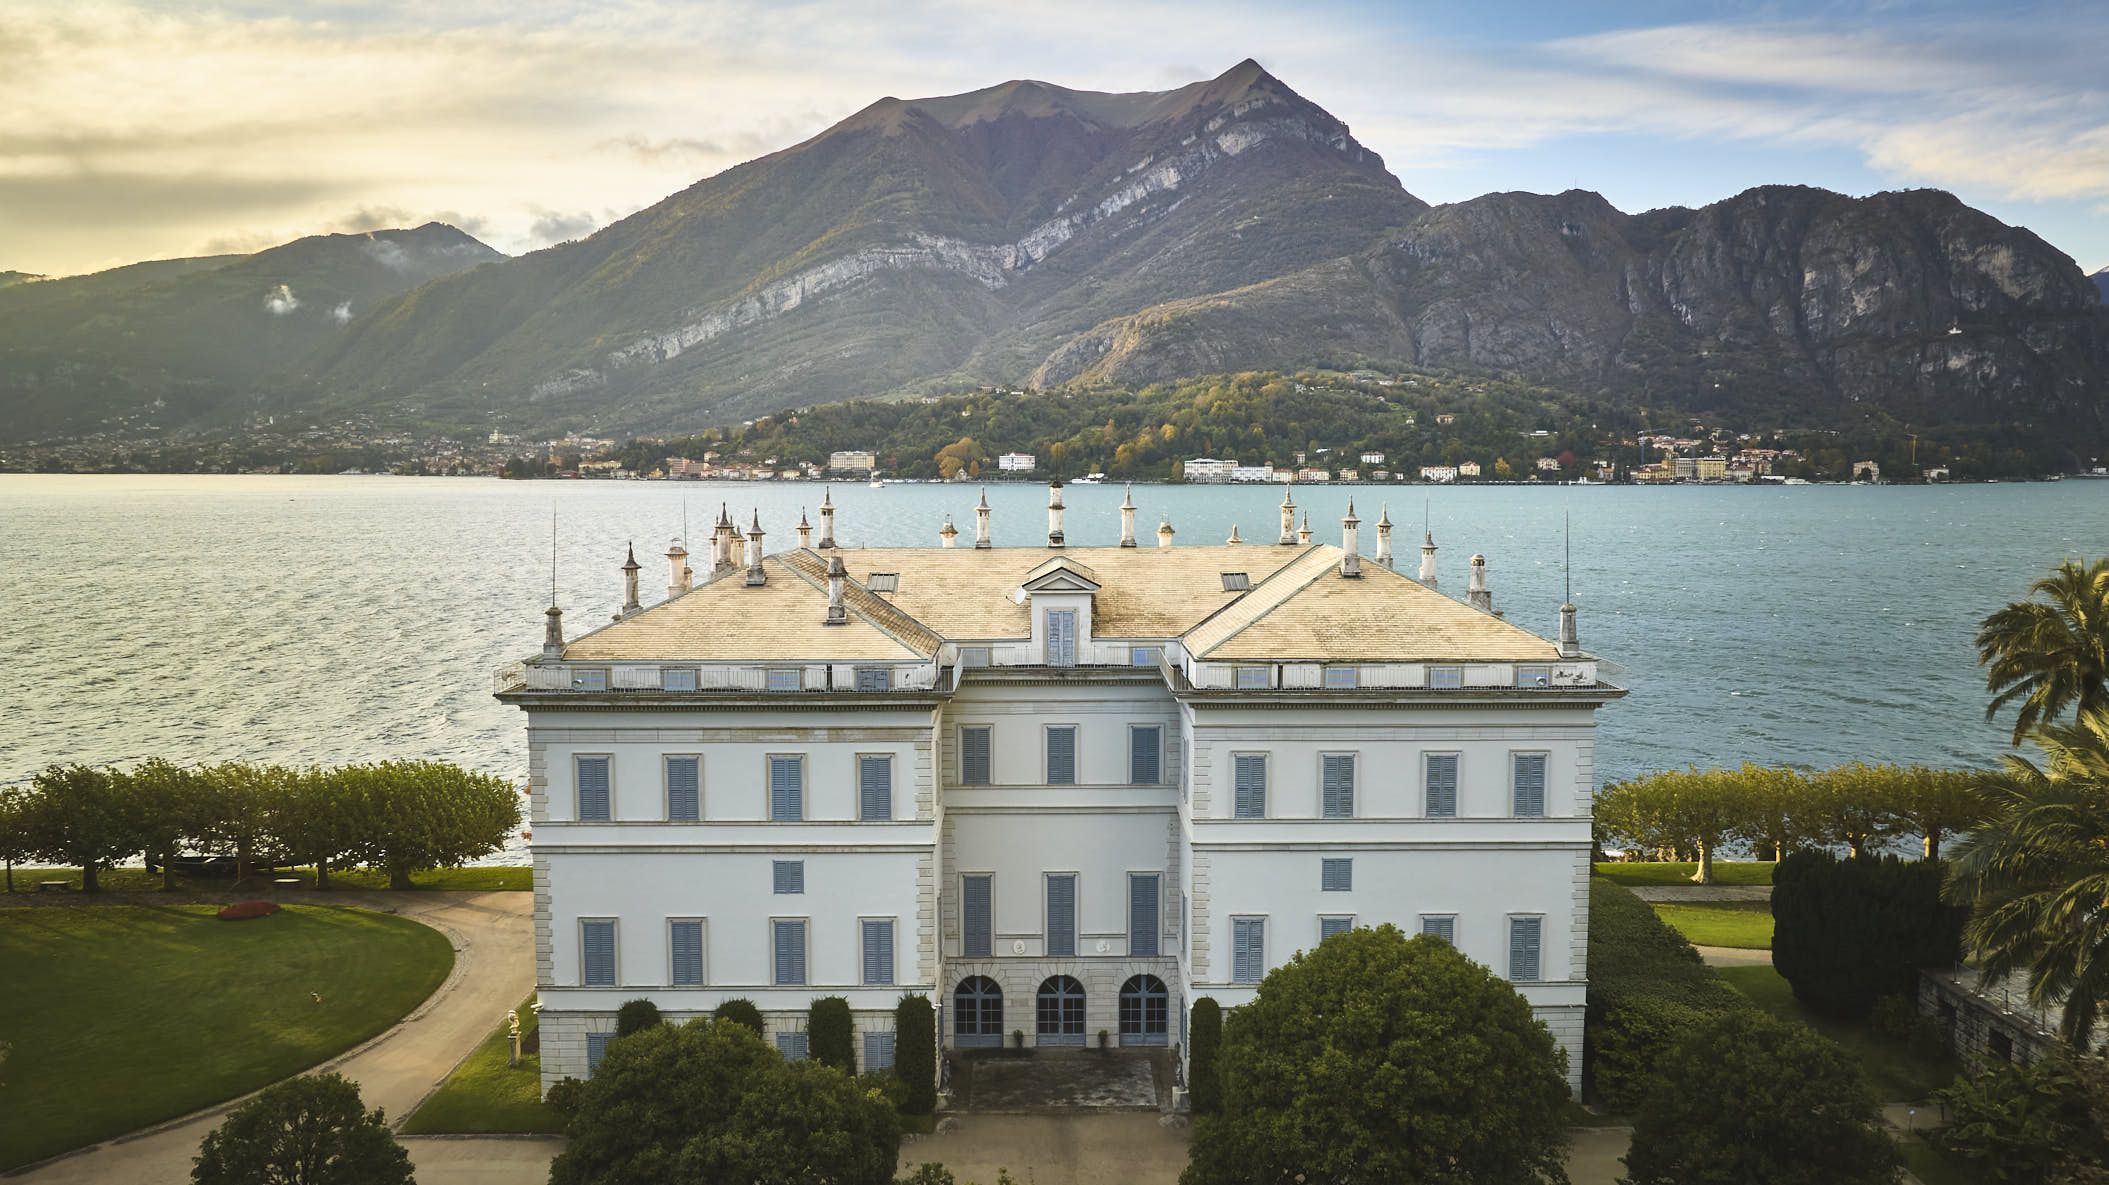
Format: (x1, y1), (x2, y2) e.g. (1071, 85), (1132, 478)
(615, 998), (662, 1037)
(809, 996), (854, 1073)
(1585, 878), (1757, 1112)
(894, 995), (936, 1115)
(715, 998), (764, 1036)
(1189, 997), (1223, 1114)
(1772, 851), (1965, 1020)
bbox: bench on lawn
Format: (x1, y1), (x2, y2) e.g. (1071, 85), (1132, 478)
(37, 880), (71, 892)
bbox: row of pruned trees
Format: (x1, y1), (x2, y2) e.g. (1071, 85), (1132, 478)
(0, 760), (520, 892)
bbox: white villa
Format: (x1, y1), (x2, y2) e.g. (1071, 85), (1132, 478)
(498, 484), (1622, 1096)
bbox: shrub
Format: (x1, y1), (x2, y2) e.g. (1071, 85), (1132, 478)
(809, 996), (855, 1072)
(1584, 878), (1755, 1112)
(894, 994), (936, 1114)
(215, 901), (281, 921)
(1773, 850), (1965, 1019)
(1187, 997), (1222, 1115)
(192, 1072), (412, 1185)
(1623, 1011), (1897, 1185)
(1935, 1054), (2109, 1185)
(615, 998), (662, 1037)
(714, 997), (764, 1036)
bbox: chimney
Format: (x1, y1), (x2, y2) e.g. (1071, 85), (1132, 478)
(1278, 487), (1297, 545)
(940, 516), (959, 547)
(817, 487), (836, 549)
(1227, 524), (1243, 545)
(1559, 601), (1581, 658)
(713, 504), (735, 574)
(1119, 484), (1137, 547)
(1157, 516), (1175, 549)
(542, 603), (565, 658)
(974, 489), (992, 549)
(1418, 529), (1438, 588)
(1046, 479), (1065, 548)
(1467, 553), (1492, 612)
(666, 540), (691, 599)
(1297, 513), (1312, 545)
(796, 509), (813, 550)
(619, 543), (641, 617)
(1375, 505), (1393, 570)
(1340, 501), (1362, 578)
(745, 511), (767, 586)
(824, 554), (847, 624)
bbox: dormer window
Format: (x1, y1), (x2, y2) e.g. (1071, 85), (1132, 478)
(1429, 666), (1463, 689)
(661, 667), (698, 692)
(1323, 666), (1359, 689)
(1046, 609), (1077, 666)
(1235, 666), (1270, 690)
(866, 573), (899, 593)
(1220, 572), (1251, 592)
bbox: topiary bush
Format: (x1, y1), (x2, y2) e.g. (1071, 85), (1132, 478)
(809, 996), (855, 1073)
(715, 997), (764, 1036)
(1584, 878), (1756, 1112)
(894, 994), (936, 1115)
(1773, 850), (1965, 1019)
(1187, 996), (1222, 1115)
(615, 998), (662, 1037)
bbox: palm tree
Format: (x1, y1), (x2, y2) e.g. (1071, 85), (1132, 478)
(1944, 710), (2109, 1051)
(1976, 558), (2109, 746)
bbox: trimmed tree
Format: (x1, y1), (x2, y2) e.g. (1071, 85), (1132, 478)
(715, 997), (765, 1035)
(549, 1019), (899, 1185)
(127, 758), (207, 891)
(1802, 762), (1905, 857)
(809, 996), (855, 1072)
(272, 766), (360, 889)
(196, 762), (283, 885)
(22, 763), (141, 893)
(615, 998), (663, 1037)
(1595, 767), (1755, 882)
(0, 785), (29, 894)
(1182, 926), (1570, 1185)
(1187, 997), (1222, 1115)
(347, 761), (520, 889)
(1772, 850), (1964, 1019)
(894, 994), (936, 1115)
(191, 1072), (413, 1185)
(1621, 1011), (1897, 1185)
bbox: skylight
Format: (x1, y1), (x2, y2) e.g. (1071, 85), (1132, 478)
(1220, 572), (1251, 592)
(866, 573), (899, 592)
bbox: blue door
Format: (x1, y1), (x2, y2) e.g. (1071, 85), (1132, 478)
(1036, 976), (1086, 1046)
(1119, 975), (1169, 1047)
(954, 976), (1004, 1049)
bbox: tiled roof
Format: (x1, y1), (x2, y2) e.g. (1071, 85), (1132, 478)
(1202, 558), (1564, 662)
(560, 556), (927, 662)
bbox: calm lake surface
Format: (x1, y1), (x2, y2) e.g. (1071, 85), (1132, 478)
(5, 475), (2105, 819)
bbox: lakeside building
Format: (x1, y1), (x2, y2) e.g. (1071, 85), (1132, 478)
(1231, 464), (1276, 484)
(1458, 461), (1482, 479)
(998, 452), (1038, 473)
(829, 450), (878, 474)
(1419, 465), (1458, 484)
(1182, 458), (1237, 483)
(497, 486), (1622, 1097)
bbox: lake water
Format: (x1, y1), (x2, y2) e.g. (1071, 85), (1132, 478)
(5, 475), (2105, 831)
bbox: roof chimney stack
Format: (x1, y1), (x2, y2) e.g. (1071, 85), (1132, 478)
(542, 603), (565, 659)
(796, 509), (812, 550)
(817, 488), (837, 549)
(1375, 505), (1393, 569)
(619, 543), (641, 618)
(744, 512), (767, 586)
(1119, 484), (1137, 547)
(713, 504), (736, 575)
(974, 489), (992, 549)
(1340, 501), (1362, 578)
(1046, 479), (1065, 548)
(940, 515), (959, 548)
(1157, 516), (1175, 549)
(666, 539), (692, 599)
(1278, 487), (1297, 545)
(1467, 553), (1492, 612)
(1418, 528), (1438, 588)
(1559, 601), (1580, 658)
(825, 554), (848, 624)
(1298, 512), (1312, 545)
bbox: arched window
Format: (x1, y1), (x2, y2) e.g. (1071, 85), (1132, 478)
(954, 976), (1004, 1049)
(1118, 974), (1169, 1046)
(1035, 975), (1086, 1045)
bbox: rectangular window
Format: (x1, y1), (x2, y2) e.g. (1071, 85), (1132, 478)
(962, 874), (993, 958)
(858, 755), (893, 821)
(1320, 857), (1353, 892)
(1046, 608), (1077, 666)
(669, 919), (705, 986)
(1429, 665), (1464, 689)
(1425, 753), (1459, 818)
(775, 1031), (809, 1060)
(773, 919), (808, 986)
(1129, 873), (1161, 958)
(1129, 725), (1162, 786)
(1046, 873), (1077, 957)
(855, 667), (892, 692)
(1323, 666), (1359, 689)
(1422, 914), (1457, 944)
(765, 668), (801, 692)
(772, 859), (804, 895)
(1321, 754), (1356, 818)
(959, 646), (992, 668)
(1235, 666), (1270, 690)
(580, 919), (616, 986)
(1233, 754), (1267, 819)
(1320, 916), (1354, 942)
(1516, 665), (1551, 689)
(1129, 646), (1161, 666)
(1232, 917), (1266, 983)
(572, 668), (608, 692)
(665, 756), (700, 821)
(863, 1030), (897, 1071)
(575, 755), (611, 821)
(660, 667), (698, 692)
(861, 918), (895, 986)
(1512, 753), (1547, 818)
(1045, 726), (1077, 785)
(960, 726), (992, 785)
(768, 755), (803, 821)
(1508, 916), (1543, 982)
(586, 1031), (611, 1075)
(1219, 571), (1251, 591)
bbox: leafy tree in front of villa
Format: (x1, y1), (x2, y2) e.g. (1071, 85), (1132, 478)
(342, 761), (520, 889)
(191, 1073), (413, 1185)
(1977, 558), (2109, 746)
(1934, 1052), (2109, 1185)
(20, 764), (141, 893)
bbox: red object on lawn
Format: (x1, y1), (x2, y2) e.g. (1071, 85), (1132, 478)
(217, 900), (282, 920)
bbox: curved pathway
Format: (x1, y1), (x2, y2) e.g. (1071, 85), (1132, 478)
(14, 890), (533, 1185)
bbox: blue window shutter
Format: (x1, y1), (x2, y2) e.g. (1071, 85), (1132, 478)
(670, 920), (704, 986)
(961, 727), (991, 785)
(585, 1032), (611, 1075)
(1322, 755), (1355, 818)
(1509, 916), (1542, 981)
(581, 920), (615, 986)
(775, 919), (806, 985)
(1047, 874), (1077, 956)
(863, 1031), (896, 1070)
(1233, 917), (1264, 982)
(1129, 874), (1160, 957)
(859, 756), (893, 821)
(666, 757), (699, 821)
(855, 667), (891, 691)
(1130, 726), (1162, 785)
(776, 1031), (808, 1060)
(773, 860), (803, 895)
(1047, 609), (1076, 666)
(963, 875), (993, 958)
(1426, 754), (1458, 818)
(862, 919), (894, 985)
(1320, 916), (1353, 941)
(576, 756), (610, 821)
(1513, 754), (1547, 818)
(1423, 915), (1456, 944)
(1321, 858), (1352, 892)
(1234, 755), (1266, 819)
(769, 756), (802, 820)
(1046, 727), (1077, 785)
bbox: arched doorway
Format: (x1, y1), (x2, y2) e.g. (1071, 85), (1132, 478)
(1118, 974), (1169, 1046)
(1035, 975), (1086, 1046)
(954, 976), (1004, 1049)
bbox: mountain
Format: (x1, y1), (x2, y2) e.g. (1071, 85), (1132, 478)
(2093, 266), (2109, 305)
(0, 225), (500, 439)
(0, 271), (45, 288)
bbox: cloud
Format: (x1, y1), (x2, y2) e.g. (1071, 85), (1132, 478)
(331, 300), (352, 324)
(524, 207), (600, 248)
(263, 283), (299, 315)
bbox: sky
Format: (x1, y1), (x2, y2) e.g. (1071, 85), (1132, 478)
(4, 0), (2107, 278)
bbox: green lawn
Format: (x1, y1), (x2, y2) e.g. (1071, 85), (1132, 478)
(1715, 965), (1959, 1103)
(4, 865), (531, 894)
(401, 994), (561, 1134)
(1592, 860), (1776, 886)
(0, 904), (454, 1170)
(1649, 901), (1774, 949)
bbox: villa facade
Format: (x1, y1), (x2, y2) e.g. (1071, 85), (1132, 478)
(497, 485), (1622, 1095)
